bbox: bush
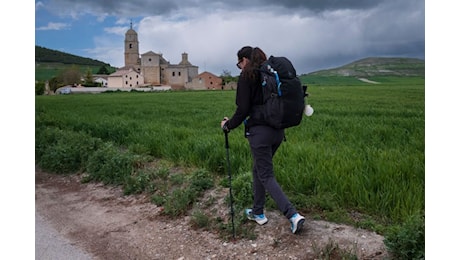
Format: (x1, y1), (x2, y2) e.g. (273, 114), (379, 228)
(190, 169), (214, 192)
(230, 171), (253, 209)
(156, 169), (214, 218)
(123, 169), (155, 195)
(35, 127), (102, 173)
(190, 210), (211, 229)
(384, 214), (425, 259)
(85, 142), (144, 185)
(162, 188), (197, 217)
(83, 82), (101, 87)
(36, 81), (45, 95)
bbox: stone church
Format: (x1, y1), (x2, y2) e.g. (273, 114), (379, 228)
(107, 24), (199, 90)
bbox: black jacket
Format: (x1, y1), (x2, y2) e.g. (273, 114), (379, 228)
(225, 73), (266, 130)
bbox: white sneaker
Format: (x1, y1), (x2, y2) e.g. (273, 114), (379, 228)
(289, 213), (305, 234)
(245, 209), (268, 225)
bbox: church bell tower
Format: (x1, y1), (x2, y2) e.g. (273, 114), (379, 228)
(124, 21), (140, 67)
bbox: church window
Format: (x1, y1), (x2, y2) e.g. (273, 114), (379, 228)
(172, 72), (175, 77)
(129, 44), (133, 49)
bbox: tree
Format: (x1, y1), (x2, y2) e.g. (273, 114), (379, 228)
(84, 69), (93, 84)
(221, 69), (232, 77)
(48, 76), (62, 92)
(97, 65), (110, 75)
(59, 65), (81, 86)
(220, 70), (238, 85)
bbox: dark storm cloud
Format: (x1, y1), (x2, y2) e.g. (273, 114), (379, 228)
(40, 0), (394, 18)
(261, 0), (380, 11)
(42, 0), (179, 17)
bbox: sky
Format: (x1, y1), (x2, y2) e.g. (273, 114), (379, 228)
(34, 0), (425, 76)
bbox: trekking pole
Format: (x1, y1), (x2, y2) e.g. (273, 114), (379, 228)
(224, 131), (236, 239)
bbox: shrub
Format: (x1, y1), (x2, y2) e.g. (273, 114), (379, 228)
(190, 169), (214, 192)
(190, 210), (211, 229)
(230, 171), (253, 209)
(162, 188), (197, 217)
(35, 127), (102, 173)
(312, 238), (358, 259)
(123, 169), (155, 195)
(160, 169), (214, 217)
(36, 81), (45, 95)
(85, 142), (146, 185)
(384, 214), (425, 259)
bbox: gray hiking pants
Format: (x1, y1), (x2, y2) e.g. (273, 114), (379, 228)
(247, 125), (297, 219)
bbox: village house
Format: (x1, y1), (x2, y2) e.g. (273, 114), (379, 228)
(185, 71), (223, 90)
(93, 75), (108, 87)
(107, 67), (145, 88)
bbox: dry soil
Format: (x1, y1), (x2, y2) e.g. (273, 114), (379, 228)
(35, 168), (389, 259)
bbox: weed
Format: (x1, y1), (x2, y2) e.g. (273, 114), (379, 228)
(85, 142), (145, 185)
(123, 169), (155, 195)
(35, 127), (102, 174)
(312, 238), (358, 260)
(190, 169), (214, 192)
(162, 188), (196, 217)
(190, 210), (211, 230)
(384, 214), (425, 259)
(148, 168), (215, 218)
(231, 171), (253, 209)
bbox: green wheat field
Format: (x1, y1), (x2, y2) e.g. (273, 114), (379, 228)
(35, 77), (424, 227)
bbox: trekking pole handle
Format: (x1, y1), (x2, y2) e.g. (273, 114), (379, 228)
(222, 117), (230, 145)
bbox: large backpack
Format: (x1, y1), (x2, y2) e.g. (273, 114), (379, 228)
(254, 55), (308, 129)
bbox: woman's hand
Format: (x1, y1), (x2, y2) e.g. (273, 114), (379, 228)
(221, 117), (229, 132)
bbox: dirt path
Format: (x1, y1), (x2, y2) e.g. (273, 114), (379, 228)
(35, 168), (389, 259)
(357, 78), (380, 84)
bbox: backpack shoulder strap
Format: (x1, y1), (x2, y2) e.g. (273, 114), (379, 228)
(259, 60), (281, 95)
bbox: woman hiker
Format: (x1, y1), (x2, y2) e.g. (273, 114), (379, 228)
(220, 46), (305, 234)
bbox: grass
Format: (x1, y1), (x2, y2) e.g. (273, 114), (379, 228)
(35, 77), (424, 256)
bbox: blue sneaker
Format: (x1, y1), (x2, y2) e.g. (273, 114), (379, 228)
(289, 213), (305, 234)
(245, 209), (268, 225)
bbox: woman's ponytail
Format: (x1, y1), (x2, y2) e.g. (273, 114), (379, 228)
(239, 46), (267, 81)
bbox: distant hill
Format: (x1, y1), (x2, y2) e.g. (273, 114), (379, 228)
(35, 46), (111, 67)
(35, 46), (118, 82)
(307, 57), (424, 77)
